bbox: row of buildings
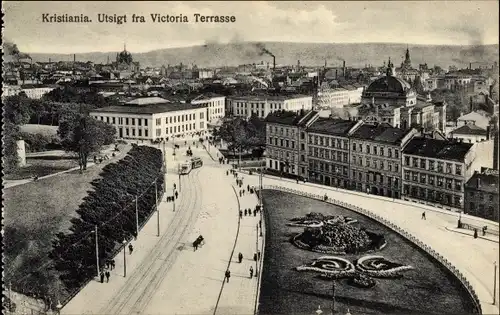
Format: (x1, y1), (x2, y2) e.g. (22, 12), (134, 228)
(264, 109), (498, 221)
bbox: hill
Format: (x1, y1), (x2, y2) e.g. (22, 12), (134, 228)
(29, 42), (499, 69)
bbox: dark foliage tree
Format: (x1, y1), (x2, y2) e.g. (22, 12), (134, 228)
(58, 115), (116, 171)
(3, 95), (33, 171)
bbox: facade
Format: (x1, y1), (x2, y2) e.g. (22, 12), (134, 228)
(21, 87), (56, 99)
(227, 95), (313, 119)
(450, 125), (488, 143)
(306, 118), (361, 188)
(402, 137), (475, 209)
(464, 168), (499, 221)
(456, 111), (491, 130)
(350, 123), (418, 198)
(89, 97), (207, 141)
(190, 93), (226, 123)
(316, 86), (363, 109)
(265, 110), (319, 176)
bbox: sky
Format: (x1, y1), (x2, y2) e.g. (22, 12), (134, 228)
(3, 1), (499, 54)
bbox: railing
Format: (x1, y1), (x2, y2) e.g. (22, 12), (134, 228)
(262, 184), (483, 315)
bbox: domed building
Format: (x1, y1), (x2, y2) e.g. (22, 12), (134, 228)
(112, 44), (140, 76)
(355, 58), (446, 132)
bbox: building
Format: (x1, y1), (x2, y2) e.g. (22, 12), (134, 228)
(450, 125), (489, 143)
(456, 111), (491, 130)
(464, 168), (499, 221)
(402, 137), (475, 209)
(306, 118), (361, 188)
(227, 94), (313, 119)
(316, 86), (363, 109)
(89, 97), (207, 141)
(350, 123), (418, 198)
(265, 110), (319, 176)
(190, 93), (226, 123)
(396, 47), (419, 83)
(21, 86), (56, 99)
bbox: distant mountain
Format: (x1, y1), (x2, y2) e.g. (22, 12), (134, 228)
(29, 42), (499, 69)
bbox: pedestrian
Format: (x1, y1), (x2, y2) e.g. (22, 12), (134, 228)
(239, 210), (243, 218)
(225, 270), (231, 283)
(473, 228), (478, 239)
(421, 212), (426, 220)
(226, 170), (229, 176)
(253, 253), (257, 262)
(175, 191), (179, 199)
(111, 259), (115, 270)
(239, 190), (242, 197)
(296, 178), (299, 184)
(173, 183), (176, 190)
(249, 266), (254, 278)
(254, 209), (257, 217)
(242, 190), (245, 196)
(244, 209), (248, 216)
(247, 184), (250, 192)
(238, 252), (243, 263)
(105, 270), (110, 283)
(100, 271), (105, 283)
(259, 220), (262, 229)
(128, 243), (134, 255)
(257, 251), (261, 260)
(106, 259), (110, 269)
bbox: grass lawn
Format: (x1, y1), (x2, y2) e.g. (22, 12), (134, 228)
(3, 144), (131, 302)
(259, 190), (477, 315)
(4, 156), (79, 180)
(20, 124), (58, 137)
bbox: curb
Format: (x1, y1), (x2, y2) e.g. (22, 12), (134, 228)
(444, 227), (499, 243)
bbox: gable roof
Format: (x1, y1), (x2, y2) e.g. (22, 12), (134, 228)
(403, 137), (473, 161)
(307, 118), (357, 136)
(451, 124), (487, 136)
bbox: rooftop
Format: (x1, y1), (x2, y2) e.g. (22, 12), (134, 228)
(451, 124), (487, 136)
(265, 110), (318, 126)
(228, 94), (311, 101)
(125, 97), (168, 106)
(90, 102), (205, 115)
(307, 118), (357, 136)
(403, 137), (473, 161)
(465, 172), (499, 194)
(351, 123), (410, 144)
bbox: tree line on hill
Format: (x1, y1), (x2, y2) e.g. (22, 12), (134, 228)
(49, 146), (164, 295)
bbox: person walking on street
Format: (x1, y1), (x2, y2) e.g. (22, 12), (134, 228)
(249, 266), (254, 278)
(421, 212), (426, 220)
(239, 190), (242, 197)
(239, 210), (243, 218)
(106, 260), (110, 269)
(259, 220), (262, 229)
(225, 270), (231, 283)
(244, 209), (248, 216)
(111, 259), (115, 270)
(254, 209), (257, 217)
(258, 251), (261, 260)
(247, 184), (250, 192)
(100, 271), (105, 283)
(128, 243), (134, 255)
(175, 191), (179, 199)
(238, 252), (243, 263)
(105, 270), (110, 283)
(296, 178), (299, 184)
(253, 253), (258, 262)
(226, 170), (229, 176)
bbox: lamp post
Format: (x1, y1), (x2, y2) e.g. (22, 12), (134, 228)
(494, 261), (497, 305)
(331, 280), (336, 315)
(122, 239), (127, 277)
(135, 195), (139, 239)
(56, 301), (62, 315)
(255, 223), (259, 277)
(94, 225), (100, 277)
(155, 179), (160, 237)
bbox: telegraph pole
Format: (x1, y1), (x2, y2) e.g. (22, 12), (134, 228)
(163, 141), (167, 195)
(135, 196), (139, 239)
(95, 225), (100, 277)
(255, 223), (259, 277)
(155, 179), (160, 237)
(494, 261), (497, 305)
(178, 164), (182, 193)
(331, 281), (336, 315)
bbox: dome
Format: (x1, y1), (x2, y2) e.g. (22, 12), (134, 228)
(366, 75), (411, 93)
(117, 48), (133, 65)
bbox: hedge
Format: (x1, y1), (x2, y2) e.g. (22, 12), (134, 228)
(49, 146), (164, 292)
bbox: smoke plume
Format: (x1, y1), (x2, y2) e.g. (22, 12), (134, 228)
(255, 43), (275, 58)
(3, 40), (31, 61)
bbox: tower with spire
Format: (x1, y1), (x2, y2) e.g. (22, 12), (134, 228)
(386, 57), (395, 77)
(402, 45), (412, 69)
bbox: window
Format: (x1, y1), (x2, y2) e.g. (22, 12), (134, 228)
(106, 117), (110, 123)
(126, 118), (129, 125)
(404, 170), (410, 180)
(280, 139), (284, 147)
(366, 145), (370, 154)
(112, 117), (116, 124)
(132, 129), (135, 136)
(420, 159), (426, 169)
(156, 128), (161, 136)
(388, 163), (393, 172)
(437, 177), (444, 187)
(395, 164), (399, 172)
(125, 128), (129, 136)
(395, 150), (399, 158)
(131, 118), (135, 125)
(455, 180), (462, 191)
(286, 140), (290, 148)
(428, 175), (435, 185)
(301, 132), (305, 139)
(429, 160), (434, 171)
(412, 158), (419, 167)
(455, 165), (462, 175)
(437, 162), (443, 172)
(446, 163), (452, 174)
(352, 143), (357, 151)
(138, 129), (142, 137)
(301, 143), (305, 150)
(379, 147), (384, 156)
(420, 174), (426, 184)
(373, 147), (377, 155)
(404, 156), (410, 166)
(144, 120), (148, 126)
(412, 172), (418, 182)
(138, 119), (142, 126)
(446, 178), (452, 189)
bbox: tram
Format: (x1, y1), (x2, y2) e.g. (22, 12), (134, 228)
(179, 161), (192, 175)
(191, 157), (203, 169)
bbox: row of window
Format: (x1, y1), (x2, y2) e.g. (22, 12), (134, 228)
(155, 113), (202, 126)
(404, 171), (463, 190)
(268, 126), (296, 138)
(404, 157), (462, 175)
(95, 116), (149, 127)
(404, 185), (462, 206)
(308, 148), (349, 163)
(235, 109), (266, 117)
(121, 127), (148, 138)
(154, 122), (204, 136)
(351, 171), (400, 187)
(352, 156), (400, 172)
(468, 191), (495, 202)
(308, 160), (349, 176)
(309, 135), (349, 150)
(352, 142), (399, 158)
(268, 149), (295, 162)
(268, 137), (296, 149)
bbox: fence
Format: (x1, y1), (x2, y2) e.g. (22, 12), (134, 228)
(263, 184), (483, 315)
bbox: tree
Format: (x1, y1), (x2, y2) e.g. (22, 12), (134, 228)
(58, 115), (116, 171)
(3, 95), (33, 171)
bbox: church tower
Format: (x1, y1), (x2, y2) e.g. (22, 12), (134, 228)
(403, 45), (412, 69)
(386, 57), (396, 77)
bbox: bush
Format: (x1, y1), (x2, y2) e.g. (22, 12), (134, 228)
(18, 131), (61, 152)
(49, 146), (164, 291)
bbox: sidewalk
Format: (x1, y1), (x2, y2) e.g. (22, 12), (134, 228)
(215, 179), (263, 315)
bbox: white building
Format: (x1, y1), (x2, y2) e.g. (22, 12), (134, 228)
(317, 86), (363, 109)
(227, 95), (313, 119)
(450, 125), (489, 143)
(22, 87), (56, 99)
(190, 93), (226, 123)
(89, 97), (207, 141)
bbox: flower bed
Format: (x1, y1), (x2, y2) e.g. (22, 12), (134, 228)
(356, 255), (414, 278)
(296, 256), (356, 278)
(348, 273), (376, 288)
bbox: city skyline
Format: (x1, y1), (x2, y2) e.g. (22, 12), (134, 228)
(3, 1), (499, 54)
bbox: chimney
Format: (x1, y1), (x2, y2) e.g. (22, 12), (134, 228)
(335, 69), (338, 79)
(273, 56), (276, 72)
(343, 60), (346, 77)
(49, 58), (51, 63)
(470, 96), (473, 112)
(469, 62), (472, 70)
(74, 54), (76, 62)
(486, 125), (491, 140)
(477, 177), (481, 188)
